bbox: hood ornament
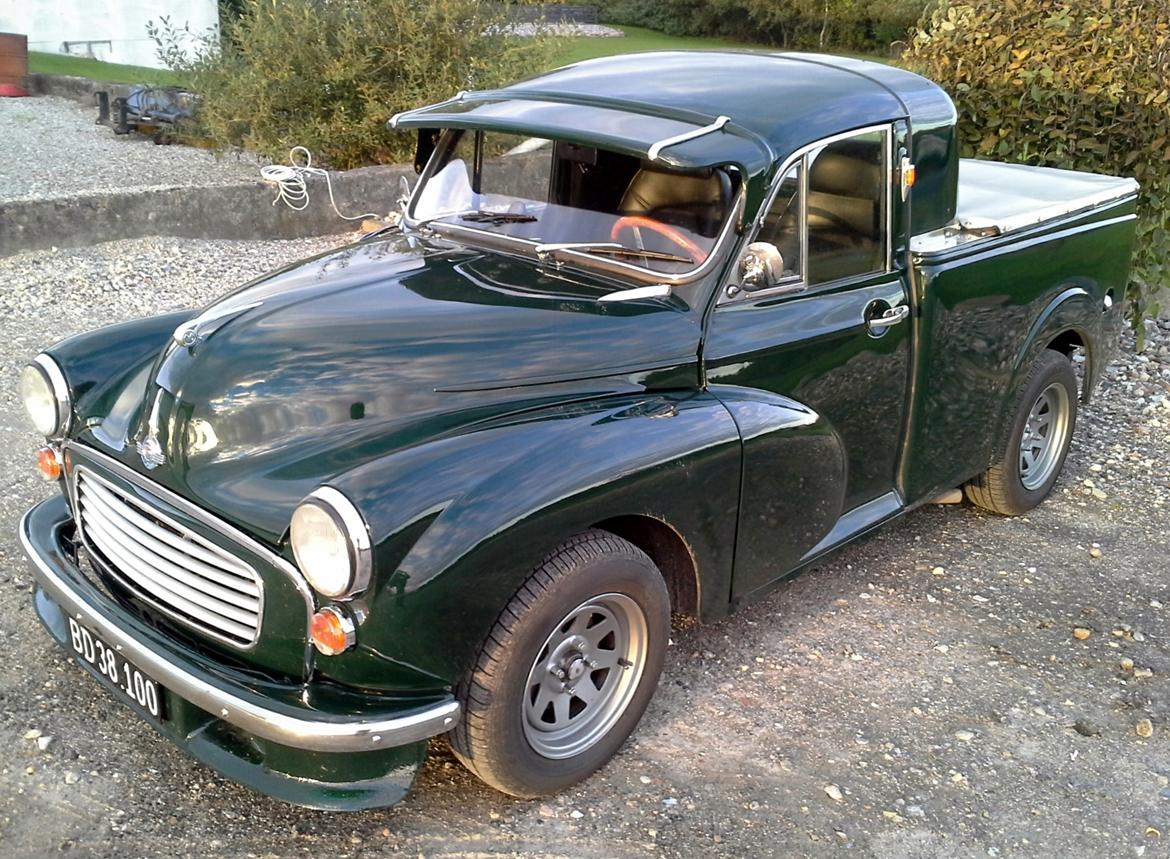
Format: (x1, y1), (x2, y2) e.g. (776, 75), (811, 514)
(172, 300), (263, 349)
(136, 389), (168, 469)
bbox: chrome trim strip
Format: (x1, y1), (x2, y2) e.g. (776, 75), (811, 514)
(647, 115), (730, 161)
(597, 284), (672, 303)
(302, 486), (373, 600)
(21, 504), (460, 751)
(64, 442), (315, 625)
(33, 353), (73, 438)
(911, 196), (1141, 256)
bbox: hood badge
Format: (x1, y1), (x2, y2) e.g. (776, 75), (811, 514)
(137, 435), (167, 469)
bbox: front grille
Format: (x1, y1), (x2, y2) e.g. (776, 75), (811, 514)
(75, 469), (263, 647)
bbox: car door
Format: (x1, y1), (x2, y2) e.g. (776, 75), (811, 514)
(704, 124), (913, 601)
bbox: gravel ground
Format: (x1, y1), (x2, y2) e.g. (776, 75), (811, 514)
(501, 23), (625, 37)
(0, 96), (259, 203)
(1, 236), (1169, 857)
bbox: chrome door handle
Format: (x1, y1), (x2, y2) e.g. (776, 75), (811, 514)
(867, 304), (909, 330)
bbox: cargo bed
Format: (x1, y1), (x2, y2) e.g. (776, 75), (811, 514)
(910, 160), (1139, 255)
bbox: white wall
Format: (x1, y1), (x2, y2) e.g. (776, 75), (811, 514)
(1, 0), (219, 69)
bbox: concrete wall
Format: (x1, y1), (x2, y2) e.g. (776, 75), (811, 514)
(1, 0), (218, 69)
(0, 164), (414, 257)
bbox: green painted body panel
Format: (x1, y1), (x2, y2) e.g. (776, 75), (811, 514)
(900, 197), (1137, 503)
(19, 51), (1139, 808)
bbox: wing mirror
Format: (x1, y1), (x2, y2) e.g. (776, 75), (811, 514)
(738, 242), (789, 292)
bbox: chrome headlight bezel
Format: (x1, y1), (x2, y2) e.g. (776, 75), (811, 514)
(289, 487), (372, 600)
(20, 354), (72, 438)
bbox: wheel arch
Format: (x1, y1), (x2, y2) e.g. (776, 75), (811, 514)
(1045, 327), (1091, 401)
(592, 514), (701, 621)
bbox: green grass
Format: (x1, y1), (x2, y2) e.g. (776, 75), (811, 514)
(554, 25), (774, 66)
(28, 51), (181, 86)
(29, 28), (884, 89)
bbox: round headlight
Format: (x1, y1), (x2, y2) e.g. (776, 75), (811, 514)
(20, 355), (71, 438)
(289, 487), (371, 599)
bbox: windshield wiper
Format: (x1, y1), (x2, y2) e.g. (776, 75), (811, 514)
(460, 210), (538, 225)
(534, 242), (693, 264)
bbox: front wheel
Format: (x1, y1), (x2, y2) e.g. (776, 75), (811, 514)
(449, 530), (670, 798)
(965, 349), (1078, 515)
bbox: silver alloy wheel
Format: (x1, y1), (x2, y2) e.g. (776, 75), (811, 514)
(522, 592), (649, 760)
(1018, 382), (1071, 490)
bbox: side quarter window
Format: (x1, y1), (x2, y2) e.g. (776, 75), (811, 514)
(756, 162), (803, 281)
(806, 130), (888, 285)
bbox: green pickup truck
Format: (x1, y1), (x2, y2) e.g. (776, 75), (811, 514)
(17, 51), (1138, 810)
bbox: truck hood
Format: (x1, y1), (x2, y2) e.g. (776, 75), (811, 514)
(85, 235), (701, 542)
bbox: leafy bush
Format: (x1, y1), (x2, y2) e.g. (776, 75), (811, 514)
(151, 0), (561, 170)
(906, 1), (1170, 325)
(597, 0), (925, 52)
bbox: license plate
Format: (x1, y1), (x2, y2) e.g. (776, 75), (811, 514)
(67, 617), (166, 722)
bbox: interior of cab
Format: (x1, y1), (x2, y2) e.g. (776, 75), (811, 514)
(412, 129), (739, 273)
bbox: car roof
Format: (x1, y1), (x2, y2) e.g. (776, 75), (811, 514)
(393, 52), (954, 170)
(509, 51), (949, 149)
(392, 50), (959, 226)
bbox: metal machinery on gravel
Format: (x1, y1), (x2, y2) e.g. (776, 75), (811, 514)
(17, 51), (1137, 809)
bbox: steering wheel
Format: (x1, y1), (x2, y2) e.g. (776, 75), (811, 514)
(610, 215), (708, 264)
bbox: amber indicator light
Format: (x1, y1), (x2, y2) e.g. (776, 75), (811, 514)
(309, 607), (355, 656)
(36, 446), (62, 481)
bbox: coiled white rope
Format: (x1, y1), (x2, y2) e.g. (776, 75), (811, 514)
(259, 146), (380, 221)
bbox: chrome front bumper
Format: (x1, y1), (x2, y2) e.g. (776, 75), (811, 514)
(20, 496), (459, 754)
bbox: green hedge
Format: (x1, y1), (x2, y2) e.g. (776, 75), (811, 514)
(597, 0), (924, 53)
(906, 1), (1170, 325)
(151, 0), (561, 170)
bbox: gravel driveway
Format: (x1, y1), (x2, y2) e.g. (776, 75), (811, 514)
(1, 236), (1168, 857)
(0, 96), (258, 203)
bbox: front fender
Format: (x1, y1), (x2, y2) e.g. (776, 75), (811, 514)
(320, 391), (743, 689)
(44, 311), (194, 431)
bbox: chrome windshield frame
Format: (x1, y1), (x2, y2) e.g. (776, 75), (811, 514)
(402, 130), (746, 287)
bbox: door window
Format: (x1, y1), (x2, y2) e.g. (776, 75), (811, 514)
(807, 130), (888, 284)
(750, 126), (890, 289)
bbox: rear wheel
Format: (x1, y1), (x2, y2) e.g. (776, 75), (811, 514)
(450, 530), (670, 798)
(965, 350), (1078, 515)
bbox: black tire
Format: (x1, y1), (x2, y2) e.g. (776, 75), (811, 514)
(965, 349), (1078, 515)
(450, 529), (670, 798)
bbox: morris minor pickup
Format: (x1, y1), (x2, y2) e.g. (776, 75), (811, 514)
(17, 52), (1138, 809)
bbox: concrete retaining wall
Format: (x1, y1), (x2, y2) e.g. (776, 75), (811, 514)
(0, 164), (414, 257)
(25, 72), (135, 103)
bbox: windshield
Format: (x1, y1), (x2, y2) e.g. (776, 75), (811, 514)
(409, 130), (738, 277)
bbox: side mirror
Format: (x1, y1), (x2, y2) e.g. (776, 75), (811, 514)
(397, 175), (413, 208)
(738, 242), (787, 291)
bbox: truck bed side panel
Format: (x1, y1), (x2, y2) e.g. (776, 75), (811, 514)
(901, 199), (1136, 504)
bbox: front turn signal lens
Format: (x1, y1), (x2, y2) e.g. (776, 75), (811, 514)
(310, 606), (356, 656)
(36, 446), (62, 481)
